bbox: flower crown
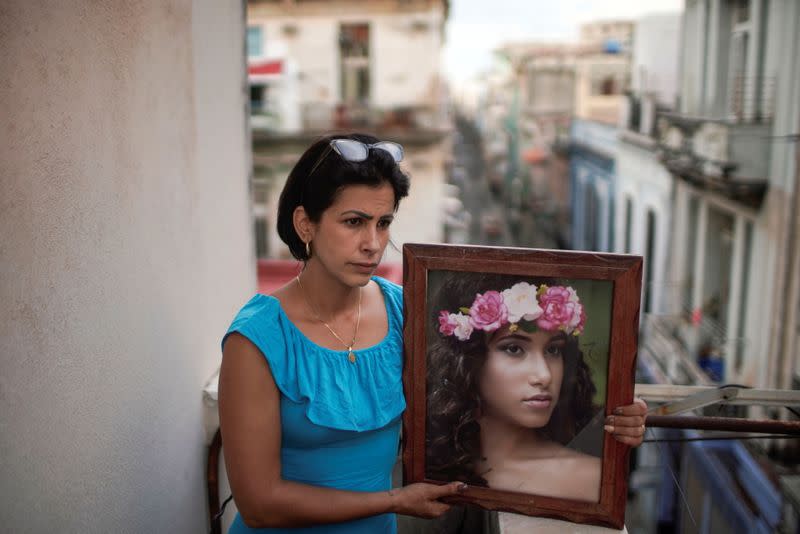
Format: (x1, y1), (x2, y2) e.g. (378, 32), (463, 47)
(438, 282), (586, 341)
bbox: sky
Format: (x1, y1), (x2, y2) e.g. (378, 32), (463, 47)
(443, 0), (683, 84)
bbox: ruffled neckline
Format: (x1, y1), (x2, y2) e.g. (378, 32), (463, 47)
(223, 276), (406, 432)
(264, 276), (398, 356)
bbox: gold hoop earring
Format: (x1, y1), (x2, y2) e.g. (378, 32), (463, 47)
(305, 241), (311, 259)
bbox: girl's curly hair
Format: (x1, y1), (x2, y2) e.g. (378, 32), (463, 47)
(425, 273), (599, 486)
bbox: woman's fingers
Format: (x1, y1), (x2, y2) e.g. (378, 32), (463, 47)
(605, 399), (648, 446)
(605, 420), (646, 436)
(394, 482), (467, 518)
(428, 502), (451, 517)
(612, 398), (648, 416)
(435, 481), (468, 497)
(606, 414), (645, 428)
(423, 482), (465, 517)
(613, 434), (645, 446)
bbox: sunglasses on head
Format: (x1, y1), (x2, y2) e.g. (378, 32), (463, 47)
(308, 139), (404, 177)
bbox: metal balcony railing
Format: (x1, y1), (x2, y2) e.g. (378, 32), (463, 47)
(299, 102), (446, 134)
(729, 75), (775, 123)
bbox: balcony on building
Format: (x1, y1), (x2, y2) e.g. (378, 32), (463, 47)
(247, 54), (450, 148)
(655, 75), (775, 210)
(619, 91), (671, 148)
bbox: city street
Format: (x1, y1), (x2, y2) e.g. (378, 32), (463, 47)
(450, 114), (513, 247)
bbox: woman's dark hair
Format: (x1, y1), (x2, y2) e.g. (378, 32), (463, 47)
(276, 132), (410, 261)
(425, 273), (599, 486)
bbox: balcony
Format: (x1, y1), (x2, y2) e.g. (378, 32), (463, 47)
(729, 75), (775, 124)
(251, 102), (450, 146)
(656, 106), (771, 209)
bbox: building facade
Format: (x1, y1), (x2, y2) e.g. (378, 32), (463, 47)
(568, 21), (633, 253)
(657, 0), (800, 390)
(629, 1), (800, 530)
(246, 0), (452, 262)
(614, 13), (682, 347)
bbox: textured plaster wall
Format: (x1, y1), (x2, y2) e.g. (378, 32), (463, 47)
(0, 1), (254, 532)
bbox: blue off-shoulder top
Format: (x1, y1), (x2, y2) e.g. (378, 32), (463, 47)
(221, 276), (405, 534)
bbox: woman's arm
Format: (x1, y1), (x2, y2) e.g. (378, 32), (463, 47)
(604, 397), (648, 447)
(219, 333), (463, 529)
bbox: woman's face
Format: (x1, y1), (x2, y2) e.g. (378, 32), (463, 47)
(478, 327), (566, 429)
(308, 182), (396, 286)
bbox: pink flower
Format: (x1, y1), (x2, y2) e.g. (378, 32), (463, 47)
(469, 291), (508, 332)
(574, 305), (586, 334)
(537, 286), (584, 334)
(438, 310), (457, 336)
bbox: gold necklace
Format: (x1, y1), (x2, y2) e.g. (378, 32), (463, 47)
(296, 275), (362, 363)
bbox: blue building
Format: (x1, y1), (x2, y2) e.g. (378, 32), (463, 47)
(569, 118), (619, 252)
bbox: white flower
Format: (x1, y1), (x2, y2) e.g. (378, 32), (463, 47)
(567, 302), (583, 330)
(501, 282), (543, 324)
(452, 313), (474, 341)
(565, 286), (580, 303)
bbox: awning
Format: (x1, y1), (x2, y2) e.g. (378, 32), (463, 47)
(248, 60), (283, 76)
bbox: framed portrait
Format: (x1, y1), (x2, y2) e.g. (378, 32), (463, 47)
(402, 243), (643, 529)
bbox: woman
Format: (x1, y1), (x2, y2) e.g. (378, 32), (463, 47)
(427, 273), (646, 502)
(219, 133), (465, 533)
(219, 133), (645, 533)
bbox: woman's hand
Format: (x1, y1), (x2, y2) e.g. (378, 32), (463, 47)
(388, 481), (466, 518)
(604, 397), (648, 446)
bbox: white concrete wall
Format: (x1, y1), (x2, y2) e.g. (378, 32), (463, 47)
(0, 1), (255, 532)
(371, 14), (443, 108)
(632, 12), (681, 107)
(248, 5), (444, 109)
(256, 18), (340, 105)
(766, 0), (800, 193)
(388, 142), (447, 262)
(615, 142), (673, 315)
(680, 0), (704, 115)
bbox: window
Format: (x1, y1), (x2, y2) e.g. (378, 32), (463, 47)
(728, 31), (749, 119)
(703, 207), (735, 329)
(644, 210), (656, 314)
(732, 0), (750, 24)
(250, 85), (265, 112)
(339, 24), (370, 104)
(253, 183), (269, 205)
(247, 26), (263, 58)
(584, 182), (599, 251)
(254, 216), (268, 259)
(624, 196), (633, 253)
(589, 67), (627, 96)
(734, 221), (752, 372)
(683, 195), (699, 313)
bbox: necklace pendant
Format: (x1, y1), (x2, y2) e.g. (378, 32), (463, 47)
(348, 350), (356, 363)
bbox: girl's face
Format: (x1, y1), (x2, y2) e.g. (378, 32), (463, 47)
(308, 182), (396, 286)
(478, 327), (566, 430)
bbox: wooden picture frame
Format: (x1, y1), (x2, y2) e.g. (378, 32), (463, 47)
(402, 243), (643, 529)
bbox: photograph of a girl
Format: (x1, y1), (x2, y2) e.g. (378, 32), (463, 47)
(426, 271), (644, 503)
